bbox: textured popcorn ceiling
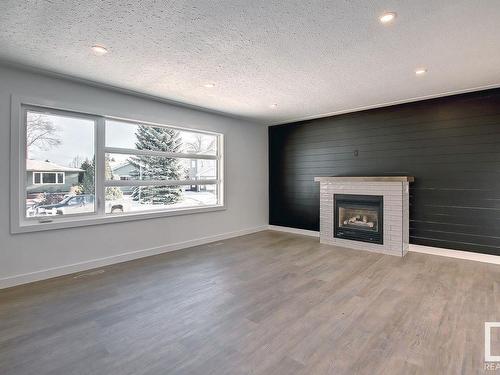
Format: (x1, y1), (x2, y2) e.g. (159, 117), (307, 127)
(0, 1), (499, 124)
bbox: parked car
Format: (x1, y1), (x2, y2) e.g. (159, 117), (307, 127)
(34, 195), (95, 216)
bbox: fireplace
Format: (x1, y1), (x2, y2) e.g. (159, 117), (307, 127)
(316, 176), (412, 256)
(334, 194), (383, 245)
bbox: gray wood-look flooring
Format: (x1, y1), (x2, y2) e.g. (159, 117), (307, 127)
(1, 230), (500, 375)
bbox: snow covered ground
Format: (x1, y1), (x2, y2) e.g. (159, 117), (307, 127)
(108, 190), (217, 213)
(26, 190), (218, 217)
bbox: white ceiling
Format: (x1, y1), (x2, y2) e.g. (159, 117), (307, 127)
(1, 1), (500, 124)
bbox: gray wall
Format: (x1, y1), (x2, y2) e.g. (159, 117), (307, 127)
(0, 64), (268, 286)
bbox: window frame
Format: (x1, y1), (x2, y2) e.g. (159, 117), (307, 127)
(33, 171), (66, 185)
(10, 95), (225, 234)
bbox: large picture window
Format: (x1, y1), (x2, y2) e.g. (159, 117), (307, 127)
(13, 100), (224, 232)
(103, 119), (221, 215)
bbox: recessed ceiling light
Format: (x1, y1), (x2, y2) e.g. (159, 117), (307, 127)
(91, 45), (108, 55)
(379, 12), (396, 24)
(203, 83), (216, 88)
(415, 68), (427, 75)
(270, 103), (278, 109)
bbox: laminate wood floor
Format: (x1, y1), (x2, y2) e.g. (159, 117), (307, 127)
(1, 231), (500, 375)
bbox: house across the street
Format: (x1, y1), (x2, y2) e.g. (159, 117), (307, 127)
(26, 159), (83, 195)
(110, 160), (136, 194)
(111, 159), (216, 193)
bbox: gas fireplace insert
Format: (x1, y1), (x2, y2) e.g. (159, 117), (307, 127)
(334, 194), (383, 244)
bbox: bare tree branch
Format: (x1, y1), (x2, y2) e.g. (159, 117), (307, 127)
(185, 135), (216, 154)
(26, 113), (62, 151)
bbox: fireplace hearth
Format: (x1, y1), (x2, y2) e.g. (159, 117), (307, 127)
(334, 194), (383, 244)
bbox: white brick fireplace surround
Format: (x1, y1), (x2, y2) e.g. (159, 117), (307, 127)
(314, 176), (414, 257)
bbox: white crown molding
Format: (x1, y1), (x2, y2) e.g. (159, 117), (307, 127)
(2, 60), (499, 128)
(269, 82), (500, 126)
(0, 60), (263, 126)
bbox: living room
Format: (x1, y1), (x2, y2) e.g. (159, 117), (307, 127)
(1, 1), (500, 374)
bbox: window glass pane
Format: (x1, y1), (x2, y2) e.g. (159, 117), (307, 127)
(42, 173), (56, 184)
(107, 153), (217, 181)
(25, 110), (95, 218)
(105, 185), (218, 214)
(105, 120), (217, 155)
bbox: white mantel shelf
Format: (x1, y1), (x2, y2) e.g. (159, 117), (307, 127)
(314, 176), (414, 183)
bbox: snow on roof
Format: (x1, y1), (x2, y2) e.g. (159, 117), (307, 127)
(26, 159), (84, 172)
(110, 160), (131, 171)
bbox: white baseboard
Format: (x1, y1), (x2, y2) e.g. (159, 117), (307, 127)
(5, 225), (498, 289)
(409, 244), (500, 265)
(268, 225), (500, 265)
(0, 225), (268, 289)
(268, 225), (320, 237)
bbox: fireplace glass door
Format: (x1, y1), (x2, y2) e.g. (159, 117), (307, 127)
(338, 207), (379, 232)
(334, 194), (383, 244)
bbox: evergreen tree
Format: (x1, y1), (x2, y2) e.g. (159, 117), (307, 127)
(129, 125), (183, 204)
(79, 158), (95, 194)
(79, 157), (123, 200)
(104, 155), (123, 200)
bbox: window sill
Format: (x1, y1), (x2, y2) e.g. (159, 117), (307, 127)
(12, 204), (226, 234)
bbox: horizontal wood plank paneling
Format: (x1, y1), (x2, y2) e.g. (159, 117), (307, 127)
(269, 88), (500, 255)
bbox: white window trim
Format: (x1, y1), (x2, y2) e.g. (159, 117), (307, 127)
(32, 171), (66, 185)
(33, 172), (41, 184)
(10, 95), (226, 234)
(58, 172), (65, 185)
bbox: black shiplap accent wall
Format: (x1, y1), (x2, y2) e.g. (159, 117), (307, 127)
(269, 88), (500, 255)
